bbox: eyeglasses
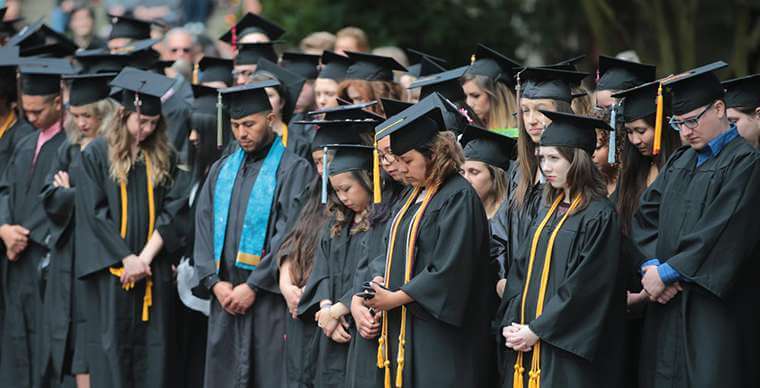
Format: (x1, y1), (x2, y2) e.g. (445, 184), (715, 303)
(170, 47), (192, 53)
(377, 151), (398, 164)
(669, 103), (712, 131)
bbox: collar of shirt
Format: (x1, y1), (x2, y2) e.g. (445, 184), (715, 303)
(696, 124), (739, 167)
(33, 120), (63, 165)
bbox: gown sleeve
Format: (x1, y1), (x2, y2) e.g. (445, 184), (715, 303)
(40, 142), (75, 237)
(400, 186), (490, 327)
(193, 162), (220, 291)
(665, 152), (760, 299)
(296, 223), (332, 317)
(527, 207), (622, 361)
(155, 163), (191, 255)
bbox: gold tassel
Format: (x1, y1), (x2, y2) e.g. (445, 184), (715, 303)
(384, 363), (392, 388)
(373, 140), (382, 204)
(192, 62), (200, 84)
(470, 54), (476, 64)
(282, 124), (288, 147)
(513, 353), (525, 388)
(653, 81), (664, 156)
(377, 336), (386, 368)
(142, 279), (153, 321)
(395, 307), (407, 387)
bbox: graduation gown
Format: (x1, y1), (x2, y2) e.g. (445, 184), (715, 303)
(500, 197), (626, 388)
(0, 129), (67, 388)
(75, 137), (185, 388)
(383, 175), (496, 387)
(632, 137), (760, 388)
(162, 77), (193, 165)
(38, 140), (86, 383)
(193, 140), (314, 388)
(297, 219), (370, 388)
(0, 117), (34, 173)
(286, 113), (316, 161)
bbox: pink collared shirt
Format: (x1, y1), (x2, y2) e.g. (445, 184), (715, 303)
(33, 120), (63, 165)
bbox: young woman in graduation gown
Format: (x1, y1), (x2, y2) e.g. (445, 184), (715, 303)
(297, 145), (375, 387)
(364, 106), (497, 388)
(500, 111), (625, 388)
(39, 80), (119, 387)
(75, 70), (186, 388)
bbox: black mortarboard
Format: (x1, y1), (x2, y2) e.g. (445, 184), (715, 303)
(307, 100), (383, 122)
(326, 144), (374, 176)
(318, 51), (350, 81)
(518, 67), (589, 102)
(722, 74), (760, 109)
(611, 80), (660, 122)
(19, 58), (76, 95)
(406, 49), (447, 78)
(191, 84), (219, 115)
(419, 92), (469, 135)
(539, 110), (612, 154)
(65, 72), (117, 106)
(662, 61), (727, 115)
(75, 50), (131, 73)
(310, 119), (376, 151)
(8, 19), (78, 57)
(108, 14), (152, 41)
(281, 52), (320, 80)
(235, 42), (278, 65)
(461, 125), (516, 170)
(466, 44), (521, 88)
(380, 98), (412, 117)
(21, 42), (78, 58)
(0, 46), (20, 69)
(543, 55), (586, 72)
(219, 12), (285, 44)
(199, 56), (233, 86)
(220, 79), (277, 119)
(345, 51), (407, 82)
(111, 39), (161, 70)
(596, 55), (656, 91)
(255, 58), (305, 122)
(109, 67), (174, 116)
(409, 65), (467, 102)
(376, 102), (445, 155)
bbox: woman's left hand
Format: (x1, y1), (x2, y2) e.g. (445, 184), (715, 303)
(504, 323), (539, 352)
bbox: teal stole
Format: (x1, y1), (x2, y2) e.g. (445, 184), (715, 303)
(213, 138), (285, 271)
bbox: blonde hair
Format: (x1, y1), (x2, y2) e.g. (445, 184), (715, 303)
(487, 164), (508, 215)
(65, 98), (118, 144)
(336, 26), (369, 52)
(299, 31), (336, 54)
(461, 74), (518, 130)
(107, 108), (173, 186)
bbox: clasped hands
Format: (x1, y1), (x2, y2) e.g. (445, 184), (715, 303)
(641, 265), (683, 304)
(213, 281), (257, 315)
(315, 302), (351, 344)
(503, 323), (539, 352)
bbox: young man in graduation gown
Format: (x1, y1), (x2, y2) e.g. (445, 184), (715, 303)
(194, 80), (314, 388)
(632, 62), (760, 388)
(0, 58), (73, 387)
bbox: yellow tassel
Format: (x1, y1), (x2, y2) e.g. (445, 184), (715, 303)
(395, 313), (406, 388)
(384, 363), (392, 388)
(513, 353), (525, 388)
(377, 336), (386, 368)
(142, 279), (153, 321)
(653, 81), (664, 156)
(192, 62), (200, 84)
(373, 140), (382, 204)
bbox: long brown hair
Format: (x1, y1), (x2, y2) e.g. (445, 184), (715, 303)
(616, 114), (681, 235)
(65, 98), (118, 145)
(337, 79), (404, 117)
(107, 108), (173, 186)
(461, 73), (518, 130)
(416, 131), (463, 188)
(513, 98), (573, 209)
(543, 146), (607, 213)
(328, 170), (372, 237)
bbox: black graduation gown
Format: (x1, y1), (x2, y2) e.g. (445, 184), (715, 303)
(75, 137), (185, 388)
(193, 141), (314, 388)
(38, 140), (86, 384)
(286, 113), (315, 161)
(297, 219), (370, 388)
(500, 198), (626, 388)
(0, 117), (34, 173)
(632, 137), (760, 388)
(163, 77), (193, 165)
(383, 175), (496, 387)
(0, 129), (67, 388)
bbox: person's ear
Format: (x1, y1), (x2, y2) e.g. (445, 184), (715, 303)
(54, 95), (62, 109)
(266, 111), (276, 123)
(754, 107), (760, 120)
(714, 100), (726, 117)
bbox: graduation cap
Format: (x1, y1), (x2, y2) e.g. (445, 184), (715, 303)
(419, 91), (470, 135)
(19, 58), (76, 95)
(255, 57), (305, 123)
(460, 125), (517, 170)
(307, 100), (383, 122)
(380, 98), (412, 117)
(543, 55), (586, 72)
(281, 52), (321, 80)
(219, 12), (285, 44)
(409, 65), (468, 102)
(596, 55), (656, 91)
(466, 44), (521, 88)
(21, 42), (78, 58)
(65, 72), (117, 107)
(109, 67), (174, 116)
(318, 50), (350, 81)
(198, 56), (233, 86)
(191, 84), (219, 116)
(539, 110), (613, 154)
(406, 49), (447, 78)
(75, 50), (132, 73)
(722, 74), (760, 109)
(345, 51), (407, 82)
(220, 79), (278, 119)
(7, 19), (78, 57)
(518, 67), (589, 102)
(376, 101), (445, 155)
(309, 119), (376, 151)
(325, 144), (374, 176)
(611, 80), (660, 123)
(662, 61), (727, 116)
(108, 13), (152, 41)
(0, 46), (20, 69)
(235, 42), (278, 66)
